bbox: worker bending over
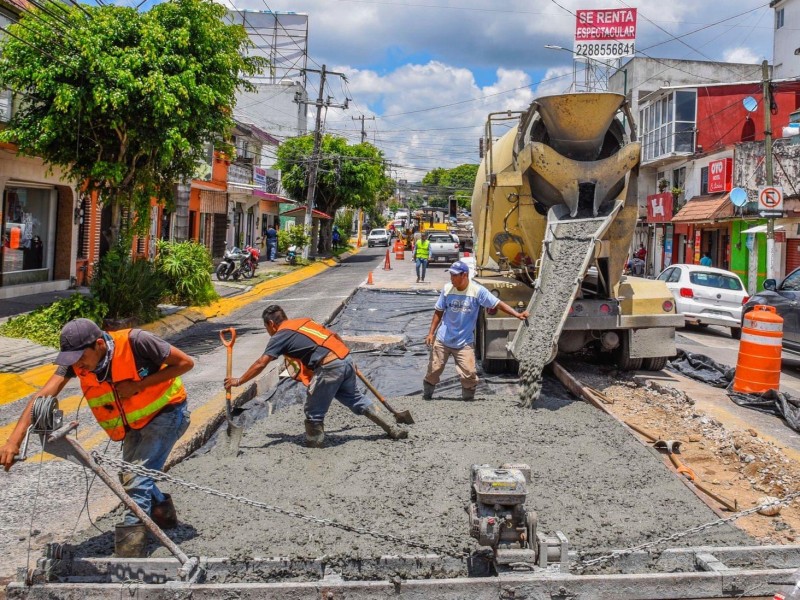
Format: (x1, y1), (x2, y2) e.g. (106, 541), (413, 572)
(225, 305), (407, 447)
(424, 261), (528, 401)
(0, 319), (194, 558)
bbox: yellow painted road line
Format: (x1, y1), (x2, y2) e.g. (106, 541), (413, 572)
(0, 365), (57, 407)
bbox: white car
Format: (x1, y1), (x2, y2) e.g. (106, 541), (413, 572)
(656, 264), (748, 338)
(367, 228), (391, 247)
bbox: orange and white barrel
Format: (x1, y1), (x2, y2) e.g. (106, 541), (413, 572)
(394, 239), (405, 260)
(733, 305), (783, 394)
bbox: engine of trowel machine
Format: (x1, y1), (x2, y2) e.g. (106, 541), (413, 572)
(468, 464), (536, 550)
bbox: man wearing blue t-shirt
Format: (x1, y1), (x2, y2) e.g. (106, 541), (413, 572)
(423, 260), (529, 401)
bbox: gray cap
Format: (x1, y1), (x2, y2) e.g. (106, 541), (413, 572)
(55, 318), (103, 366)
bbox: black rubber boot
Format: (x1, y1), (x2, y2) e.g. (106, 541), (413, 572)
(423, 381), (435, 400)
(364, 405), (408, 440)
(115, 523), (148, 558)
(304, 419), (325, 448)
(151, 494), (178, 529)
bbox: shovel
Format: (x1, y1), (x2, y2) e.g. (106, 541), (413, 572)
(219, 328), (243, 454)
(355, 366), (415, 425)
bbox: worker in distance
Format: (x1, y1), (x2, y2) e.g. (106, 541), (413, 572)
(0, 318), (194, 558)
(224, 304), (408, 448)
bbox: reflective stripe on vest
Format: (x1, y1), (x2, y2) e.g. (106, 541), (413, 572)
(278, 318), (350, 387)
(78, 329), (187, 441)
(414, 240), (430, 259)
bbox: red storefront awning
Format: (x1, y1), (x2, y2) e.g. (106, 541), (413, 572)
(280, 205), (333, 220)
(671, 194), (732, 224)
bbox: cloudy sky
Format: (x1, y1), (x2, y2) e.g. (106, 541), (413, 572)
(227, 0), (775, 180)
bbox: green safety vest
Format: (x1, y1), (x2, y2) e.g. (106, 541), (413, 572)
(414, 239), (430, 259)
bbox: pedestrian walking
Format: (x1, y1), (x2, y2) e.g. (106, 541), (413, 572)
(266, 224), (278, 261)
(332, 226), (341, 250)
(224, 305), (408, 448)
(413, 231), (430, 283)
(700, 252), (713, 267)
(423, 261), (528, 401)
(0, 319), (194, 558)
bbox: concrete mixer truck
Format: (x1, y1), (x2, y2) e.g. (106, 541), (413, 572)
(471, 93), (682, 400)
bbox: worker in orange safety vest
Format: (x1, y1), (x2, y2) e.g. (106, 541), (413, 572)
(224, 304), (408, 448)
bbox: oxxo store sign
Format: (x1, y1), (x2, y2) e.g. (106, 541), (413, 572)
(707, 158), (732, 194)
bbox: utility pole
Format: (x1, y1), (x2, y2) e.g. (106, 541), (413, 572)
(352, 114), (375, 143)
(762, 59), (776, 281)
(295, 65), (349, 259)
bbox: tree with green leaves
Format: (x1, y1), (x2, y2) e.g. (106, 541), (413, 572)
(276, 134), (391, 253)
(0, 0), (265, 238)
(421, 164), (479, 209)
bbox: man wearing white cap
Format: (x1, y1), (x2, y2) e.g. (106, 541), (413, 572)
(423, 260), (528, 401)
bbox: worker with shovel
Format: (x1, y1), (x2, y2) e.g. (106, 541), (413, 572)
(0, 319), (194, 558)
(224, 304), (408, 448)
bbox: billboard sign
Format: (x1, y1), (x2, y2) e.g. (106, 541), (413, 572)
(574, 8), (637, 60)
(707, 158), (732, 194)
(646, 192), (673, 223)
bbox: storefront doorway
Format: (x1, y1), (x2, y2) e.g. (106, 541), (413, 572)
(1, 186), (56, 286)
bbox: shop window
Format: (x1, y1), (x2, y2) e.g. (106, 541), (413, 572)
(2, 187), (52, 280)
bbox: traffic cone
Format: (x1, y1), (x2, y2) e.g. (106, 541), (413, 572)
(383, 249), (392, 270)
(367, 271), (374, 285)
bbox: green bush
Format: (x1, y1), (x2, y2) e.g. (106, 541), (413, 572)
(277, 228), (290, 253)
(0, 293), (108, 348)
(335, 209), (354, 234)
(155, 240), (218, 306)
(287, 224), (310, 250)
(90, 246), (166, 323)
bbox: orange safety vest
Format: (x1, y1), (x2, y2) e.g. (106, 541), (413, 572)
(77, 330), (186, 441)
(279, 318), (350, 387)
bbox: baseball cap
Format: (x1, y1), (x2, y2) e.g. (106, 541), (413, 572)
(55, 318), (103, 366)
(446, 260), (470, 275)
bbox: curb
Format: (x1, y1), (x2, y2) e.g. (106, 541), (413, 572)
(163, 282), (360, 469)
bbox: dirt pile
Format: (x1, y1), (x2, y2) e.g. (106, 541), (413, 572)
(570, 361), (800, 543)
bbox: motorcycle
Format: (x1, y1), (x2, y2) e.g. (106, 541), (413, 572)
(286, 245), (298, 265)
(243, 244), (260, 275)
(216, 246), (257, 281)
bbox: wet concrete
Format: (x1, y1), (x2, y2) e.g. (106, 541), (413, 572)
(519, 218), (601, 407)
(71, 380), (750, 577)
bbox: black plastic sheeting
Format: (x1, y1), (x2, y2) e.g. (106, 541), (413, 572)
(668, 349), (800, 432)
(218, 289), (521, 437)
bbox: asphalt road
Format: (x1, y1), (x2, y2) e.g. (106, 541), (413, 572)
(0, 247), (387, 583)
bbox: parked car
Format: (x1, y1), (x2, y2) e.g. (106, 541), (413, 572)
(427, 232), (460, 263)
(656, 264), (748, 338)
(367, 228), (391, 247)
(742, 266), (800, 351)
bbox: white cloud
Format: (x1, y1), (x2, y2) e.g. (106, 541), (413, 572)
(229, 0), (777, 178)
(723, 47), (761, 65)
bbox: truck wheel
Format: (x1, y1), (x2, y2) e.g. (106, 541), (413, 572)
(615, 336), (642, 371)
(730, 327), (742, 340)
(642, 356), (668, 371)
